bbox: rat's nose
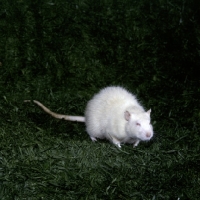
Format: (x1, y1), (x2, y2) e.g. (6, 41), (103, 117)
(146, 132), (151, 138)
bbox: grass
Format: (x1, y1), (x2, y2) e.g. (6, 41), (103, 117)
(0, 0), (200, 199)
(0, 97), (199, 199)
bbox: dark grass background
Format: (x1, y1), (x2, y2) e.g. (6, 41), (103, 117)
(0, 0), (200, 199)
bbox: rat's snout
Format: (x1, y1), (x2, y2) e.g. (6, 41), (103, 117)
(146, 132), (152, 138)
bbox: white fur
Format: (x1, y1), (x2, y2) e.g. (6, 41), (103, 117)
(85, 86), (153, 147)
(25, 86), (153, 148)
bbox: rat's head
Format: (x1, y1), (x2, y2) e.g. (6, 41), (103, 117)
(125, 109), (153, 141)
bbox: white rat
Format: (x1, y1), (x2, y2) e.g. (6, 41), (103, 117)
(25, 86), (153, 148)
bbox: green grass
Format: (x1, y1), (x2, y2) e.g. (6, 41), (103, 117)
(0, 97), (199, 199)
(0, 0), (200, 199)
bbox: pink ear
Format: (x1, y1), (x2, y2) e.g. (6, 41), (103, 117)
(124, 111), (131, 121)
(147, 109), (151, 115)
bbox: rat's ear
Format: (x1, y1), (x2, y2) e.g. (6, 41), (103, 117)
(124, 111), (131, 121)
(147, 109), (151, 115)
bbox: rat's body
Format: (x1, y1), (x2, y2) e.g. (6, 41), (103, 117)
(25, 86), (153, 147)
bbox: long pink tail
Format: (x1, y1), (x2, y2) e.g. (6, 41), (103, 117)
(24, 100), (85, 122)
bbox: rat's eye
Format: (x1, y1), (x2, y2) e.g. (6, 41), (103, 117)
(136, 122), (141, 126)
